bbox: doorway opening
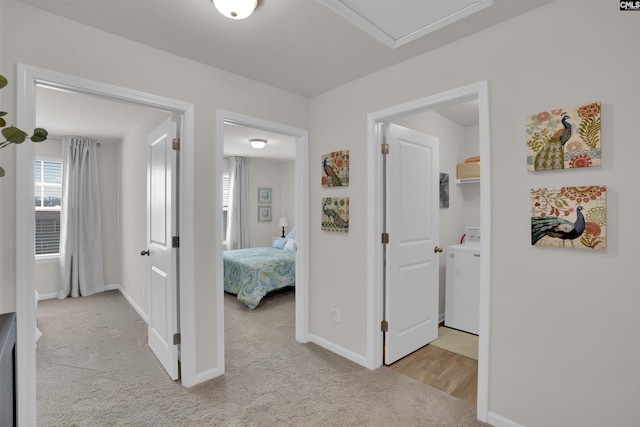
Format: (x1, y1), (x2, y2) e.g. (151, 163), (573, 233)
(220, 121), (299, 370)
(215, 110), (309, 374)
(15, 64), (196, 425)
(366, 81), (491, 422)
(385, 109), (479, 404)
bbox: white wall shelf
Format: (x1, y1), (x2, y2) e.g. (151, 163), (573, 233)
(456, 177), (480, 184)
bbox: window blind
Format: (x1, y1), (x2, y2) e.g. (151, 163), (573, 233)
(222, 174), (230, 242)
(34, 160), (62, 255)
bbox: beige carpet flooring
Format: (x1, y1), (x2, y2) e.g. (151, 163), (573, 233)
(36, 289), (486, 426)
(429, 327), (479, 360)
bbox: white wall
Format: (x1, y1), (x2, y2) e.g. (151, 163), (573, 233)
(308, 2), (639, 426)
(34, 138), (121, 297)
(119, 110), (171, 317)
(280, 160), (296, 234)
(0, 0), (309, 376)
(0, 0), (11, 314)
(248, 158), (295, 247)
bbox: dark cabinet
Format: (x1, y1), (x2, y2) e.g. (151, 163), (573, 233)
(0, 312), (16, 427)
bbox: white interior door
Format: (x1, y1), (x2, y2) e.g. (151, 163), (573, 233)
(145, 117), (180, 380)
(384, 123), (440, 365)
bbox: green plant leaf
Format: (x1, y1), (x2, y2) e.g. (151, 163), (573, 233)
(0, 75), (7, 90)
(2, 126), (28, 144)
(0, 112), (7, 117)
(0, 166), (4, 177)
(0, 118), (5, 127)
(30, 128), (48, 142)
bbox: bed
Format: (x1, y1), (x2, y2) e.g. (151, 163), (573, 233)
(223, 244), (296, 309)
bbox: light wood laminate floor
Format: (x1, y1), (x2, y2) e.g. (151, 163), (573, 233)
(387, 344), (478, 404)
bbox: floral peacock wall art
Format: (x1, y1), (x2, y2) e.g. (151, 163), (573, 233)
(531, 186), (606, 250)
(321, 197), (349, 232)
(322, 150), (349, 187)
(526, 102), (601, 171)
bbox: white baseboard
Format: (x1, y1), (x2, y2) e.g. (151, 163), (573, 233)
(112, 285), (148, 324)
(308, 333), (369, 368)
(487, 411), (526, 427)
(37, 284), (149, 324)
(37, 284), (120, 301)
(36, 291), (58, 300)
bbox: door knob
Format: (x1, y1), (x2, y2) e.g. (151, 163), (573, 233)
(434, 246), (443, 253)
(140, 249), (150, 256)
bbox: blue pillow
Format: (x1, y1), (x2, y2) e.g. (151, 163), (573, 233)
(272, 238), (287, 249)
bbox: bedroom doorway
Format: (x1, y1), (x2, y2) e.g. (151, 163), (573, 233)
(15, 64), (197, 425)
(216, 110), (309, 373)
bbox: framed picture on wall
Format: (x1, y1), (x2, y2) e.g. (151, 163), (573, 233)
(258, 206), (272, 222)
(439, 173), (449, 208)
(526, 102), (601, 171)
(258, 187), (272, 204)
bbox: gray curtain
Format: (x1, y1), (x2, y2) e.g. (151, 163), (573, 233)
(58, 137), (105, 298)
(226, 156), (249, 249)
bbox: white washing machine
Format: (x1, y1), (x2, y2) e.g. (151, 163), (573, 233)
(445, 227), (480, 335)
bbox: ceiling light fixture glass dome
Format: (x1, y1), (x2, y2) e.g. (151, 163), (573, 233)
(212, 0), (258, 20)
(250, 138), (267, 149)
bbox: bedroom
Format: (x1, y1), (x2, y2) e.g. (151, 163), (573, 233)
(221, 122), (297, 310)
(31, 86), (299, 411)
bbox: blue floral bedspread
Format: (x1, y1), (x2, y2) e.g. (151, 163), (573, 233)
(223, 247), (295, 309)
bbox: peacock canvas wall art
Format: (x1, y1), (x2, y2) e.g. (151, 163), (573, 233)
(322, 197), (349, 232)
(440, 173), (449, 208)
(322, 150), (349, 187)
(526, 102), (601, 171)
(531, 186), (606, 250)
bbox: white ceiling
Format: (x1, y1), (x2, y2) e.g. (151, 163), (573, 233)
(31, 0), (547, 156)
(322, 0), (493, 48)
(223, 122), (296, 160)
(19, 0), (551, 98)
(36, 87), (163, 142)
(36, 86), (297, 159)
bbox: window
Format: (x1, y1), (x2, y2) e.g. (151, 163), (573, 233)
(34, 160), (62, 256)
(222, 174), (230, 243)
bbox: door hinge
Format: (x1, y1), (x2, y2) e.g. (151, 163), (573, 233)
(172, 236), (180, 248)
(381, 232), (389, 244)
(381, 320), (388, 332)
(381, 142), (389, 155)
(172, 138), (181, 151)
(173, 333), (181, 345)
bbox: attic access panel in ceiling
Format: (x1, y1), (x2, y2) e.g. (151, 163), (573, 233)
(320, 0), (493, 49)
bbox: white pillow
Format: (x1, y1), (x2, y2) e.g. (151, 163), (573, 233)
(283, 238), (296, 251)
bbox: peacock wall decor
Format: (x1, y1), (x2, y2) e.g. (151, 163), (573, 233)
(322, 150), (349, 187)
(322, 197), (349, 232)
(531, 186), (606, 250)
(526, 102), (601, 172)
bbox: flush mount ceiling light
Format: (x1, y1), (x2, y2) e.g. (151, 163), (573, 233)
(250, 138), (267, 149)
(212, 0), (258, 20)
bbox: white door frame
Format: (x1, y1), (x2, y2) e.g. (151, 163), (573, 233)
(366, 81), (492, 422)
(215, 110), (309, 372)
(15, 64), (197, 426)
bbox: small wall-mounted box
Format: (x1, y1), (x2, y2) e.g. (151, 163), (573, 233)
(456, 162), (480, 179)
